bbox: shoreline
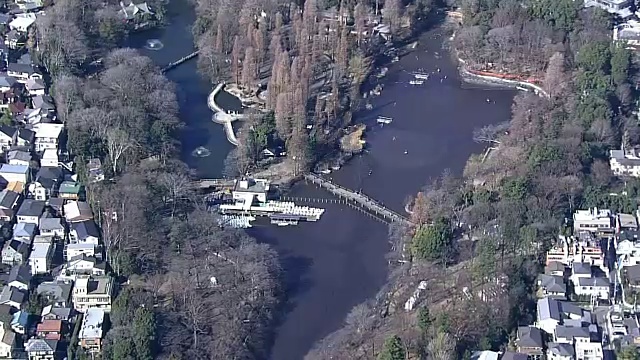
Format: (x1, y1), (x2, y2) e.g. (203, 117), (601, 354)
(447, 28), (549, 97)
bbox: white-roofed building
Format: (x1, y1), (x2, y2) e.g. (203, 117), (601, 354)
(573, 208), (614, 234)
(29, 242), (52, 275)
(33, 123), (64, 152)
(8, 17), (34, 32)
(79, 308), (105, 353)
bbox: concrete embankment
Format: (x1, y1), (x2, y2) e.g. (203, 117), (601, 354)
(208, 83), (243, 146)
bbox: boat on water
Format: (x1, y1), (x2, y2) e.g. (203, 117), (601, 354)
(377, 116), (393, 124)
(414, 73), (429, 80)
(319, 169), (331, 174)
(409, 80), (424, 85)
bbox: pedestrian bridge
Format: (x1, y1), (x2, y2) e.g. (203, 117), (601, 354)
(303, 173), (411, 225)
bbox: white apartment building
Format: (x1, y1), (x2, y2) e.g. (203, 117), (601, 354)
(33, 123), (63, 152)
(573, 208), (614, 234)
(72, 276), (113, 313)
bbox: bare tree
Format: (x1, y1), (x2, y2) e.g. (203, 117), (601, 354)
(473, 122), (509, 144)
(106, 128), (136, 174)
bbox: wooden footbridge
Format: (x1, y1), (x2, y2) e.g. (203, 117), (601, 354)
(302, 173), (411, 225)
(161, 51), (199, 73)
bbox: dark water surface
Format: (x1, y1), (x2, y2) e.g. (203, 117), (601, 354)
(130, 2), (516, 359)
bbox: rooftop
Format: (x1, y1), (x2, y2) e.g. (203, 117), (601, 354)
(233, 178), (270, 194)
(32, 123), (63, 139)
(16, 199), (45, 217)
(31, 242), (51, 259)
(0, 164), (28, 175)
(79, 308), (104, 339)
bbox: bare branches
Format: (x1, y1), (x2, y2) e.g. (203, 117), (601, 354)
(472, 121), (509, 144)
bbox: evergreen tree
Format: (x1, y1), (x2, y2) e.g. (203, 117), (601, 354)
(378, 335), (405, 360)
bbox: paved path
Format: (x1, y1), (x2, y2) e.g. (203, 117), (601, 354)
(304, 173), (411, 225)
(207, 83), (246, 146)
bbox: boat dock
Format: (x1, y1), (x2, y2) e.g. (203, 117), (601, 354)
(303, 173), (410, 225)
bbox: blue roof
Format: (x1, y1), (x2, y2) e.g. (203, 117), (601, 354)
(0, 164), (28, 174)
(11, 310), (28, 326)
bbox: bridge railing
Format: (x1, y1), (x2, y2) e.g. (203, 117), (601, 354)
(305, 174), (407, 221)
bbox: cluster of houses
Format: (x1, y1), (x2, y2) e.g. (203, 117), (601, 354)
(471, 207), (640, 360)
(0, 5), (120, 360)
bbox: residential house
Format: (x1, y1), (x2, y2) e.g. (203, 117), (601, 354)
(0, 164), (28, 184)
(58, 181), (82, 201)
(36, 281), (72, 308)
(516, 326), (544, 360)
(0, 126), (13, 151)
(25, 79), (45, 97)
(547, 342), (575, 360)
(0, 325), (15, 359)
(87, 159), (104, 183)
(8, 17), (34, 33)
(65, 242), (96, 261)
(618, 213), (639, 232)
(536, 297), (593, 335)
(47, 198), (63, 217)
(7, 63), (42, 84)
(17, 53), (32, 66)
(0, 190), (20, 222)
(39, 216), (64, 238)
(7, 264), (31, 291)
(573, 208), (614, 234)
(0, 76), (17, 93)
(13, 222), (36, 243)
(614, 20), (640, 47)
(570, 262), (592, 284)
(545, 261), (566, 276)
(41, 306), (71, 322)
(4, 30), (23, 50)
(14, 128), (34, 148)
(0, 14), (11, 27)
(500, 353), (528, 360)
(36, 319), (62, 340)
(0, 88), (23, 112)
(11, 310), (28, 334)
(79, 308), (104, 353)
(1, 240), (29, 265)
(537, 274), (567, 299)
(69, 220), (99, 245)
(32, 123), (63, 152)
(616, 239), (640, 266)
(63, 201), (93, 223)
(574, 276), (611, 300)
(554, 325), (592, 344)
(610, 144), (640, 177)
(0, 286), (23, 309)
(16, 199), (44, 225)
(40, 149), (58, 168)
(575, 341), (604, 360)
(72, 276), (113, 313)
(470, 351), (500, 360)
(6, 181), (23, 194)
(626, 265), (640, 289)
(119, 1), (154, 20)
(31, 95), (55, 115)
(29, 242), (52, 275)
(7, 149), (31, 166)
(56, 255), (106, 282)
(25, 338), (58, 360)
(29, 166), (62, 201)
(585, 0), (633, 16)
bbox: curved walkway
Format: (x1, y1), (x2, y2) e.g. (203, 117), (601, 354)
(208, 83), (246, 146)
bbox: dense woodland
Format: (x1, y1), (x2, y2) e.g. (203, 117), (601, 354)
(34, 0), (282, 359)
(308, 1), (640, 359)
(193, 0), (434, 176)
